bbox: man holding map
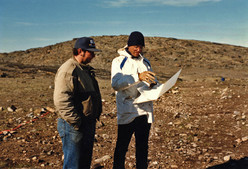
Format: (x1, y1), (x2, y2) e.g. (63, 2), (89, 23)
(111, 31), (157, 169)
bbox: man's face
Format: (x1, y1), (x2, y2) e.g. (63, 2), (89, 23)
(82, 50), (95, 64)
(128, 45), (143, 57)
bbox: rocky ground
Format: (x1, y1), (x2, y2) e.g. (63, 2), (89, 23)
(0, 36), (248, 168)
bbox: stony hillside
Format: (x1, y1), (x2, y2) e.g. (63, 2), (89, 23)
(1, 35), (247, 73)
(0, 36), (248, 169)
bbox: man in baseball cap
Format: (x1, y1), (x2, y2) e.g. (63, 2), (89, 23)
(72, 37), (101, 64)
(54, 36), (102, 168)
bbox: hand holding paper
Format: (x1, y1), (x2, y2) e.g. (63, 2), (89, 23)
(138, 71), (156, 85)
(134, 69), (182, 103)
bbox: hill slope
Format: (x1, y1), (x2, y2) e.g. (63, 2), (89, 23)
(0, 36), (248, 169)
(1, 35), (247, 70)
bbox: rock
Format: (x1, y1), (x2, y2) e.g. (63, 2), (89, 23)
(221, 87), (228, 95)
(8, 118), (14, 124)
(185, 123), (193, 129)
(213, 156), (219, 160)
(92, 163), (104, 169)
(171, 164), (178, 168)
(224, 155), (231, 161)
(173, 112), (181, 118)
(16, 117), (22, 124)
(26, 112), (34, 118)
(96, 121), (105, 128)
(152, 161), (158, 165)
(242, 136), (248, 142)
(202, 149), (208, 153)
(32, 156), (38, 161)
(193, 137), (199, 142)
(172, 89), (179, 94)
(235, 138), (242, 145)
(41, 108), (47, 114)
(3, 136), (8, 141)
(34, 108), (42, 115)
(221, 96), (227, 99)
(16, 108), (23, 113)
(7, 105), (17, 112)
(198, 155), (204, 160)
(234, 111), (241, 115)
(179, 133), (187, 137)
(174, 120), (182, 125)
(191, 143), (198, 148)
(94, 155), (111, 163)
(46, 107), (55, 113)
(102, 134), (109, 139)
(9, 131), (17, 134)
(2, 131), (8, 135)
(47, 150), (54, 155)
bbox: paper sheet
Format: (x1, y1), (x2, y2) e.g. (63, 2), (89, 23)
(133, 69), (182, 103)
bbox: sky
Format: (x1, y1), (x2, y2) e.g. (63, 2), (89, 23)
(0, 0), (247, 52)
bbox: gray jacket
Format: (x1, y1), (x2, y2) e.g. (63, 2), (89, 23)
(54, 57), (102, 129)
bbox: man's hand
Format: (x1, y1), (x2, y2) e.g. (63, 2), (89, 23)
(138, 71), (156, 85)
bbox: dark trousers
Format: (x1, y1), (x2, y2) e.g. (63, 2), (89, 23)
(113, 115), (151, 169)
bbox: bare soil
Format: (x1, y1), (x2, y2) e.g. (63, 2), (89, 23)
(0, 36), (248, 169)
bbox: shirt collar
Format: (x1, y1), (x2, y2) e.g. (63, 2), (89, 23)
(125, 48), (140, 59)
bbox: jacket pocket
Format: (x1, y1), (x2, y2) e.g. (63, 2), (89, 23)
(82, 95), (93, 117)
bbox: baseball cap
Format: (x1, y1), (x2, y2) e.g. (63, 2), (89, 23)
(74, 37), (102, 52)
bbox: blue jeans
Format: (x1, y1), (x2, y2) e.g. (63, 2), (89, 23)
(57, 118), (96, 169)
(113, 115), (151, 169)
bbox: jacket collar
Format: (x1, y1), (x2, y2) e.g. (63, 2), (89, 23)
(71, 56), (94, 71)
(125, 48), (141, 59)
(118, 46), (143, 60)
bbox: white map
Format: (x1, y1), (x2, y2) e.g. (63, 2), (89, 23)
(134, 69), (182, 104)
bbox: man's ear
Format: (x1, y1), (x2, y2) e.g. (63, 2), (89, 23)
(78, 48), (85, 56)
(77, 48), (83, 55)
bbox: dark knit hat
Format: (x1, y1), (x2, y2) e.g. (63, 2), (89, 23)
(127, 31), (145, 47)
